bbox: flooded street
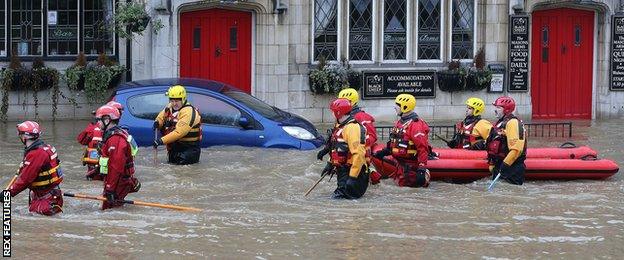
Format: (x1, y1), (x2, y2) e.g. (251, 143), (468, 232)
(0, 120), (622, 259)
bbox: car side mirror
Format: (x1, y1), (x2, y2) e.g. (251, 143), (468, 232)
(239, 116), (251, 129)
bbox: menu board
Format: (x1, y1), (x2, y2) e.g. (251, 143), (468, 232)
(508, 15), (530, 92)
(610, 14), (624, 91)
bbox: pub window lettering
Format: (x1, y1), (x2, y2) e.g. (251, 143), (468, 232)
(312, 0), (475, 63)
(2, 0), (115, 58)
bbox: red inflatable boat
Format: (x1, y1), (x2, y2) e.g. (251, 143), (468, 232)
(432, 144), (597, 160)
(371, 145), (618, 183)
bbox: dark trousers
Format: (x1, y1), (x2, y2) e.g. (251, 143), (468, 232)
(168, 142), (201, 165)
(333, 166), (369, 199)
(492, 157), (525, 185)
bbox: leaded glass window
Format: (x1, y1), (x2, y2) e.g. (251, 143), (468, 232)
(47, 0), (78, 56)
(418, 0), (441, 60)
(314, 0), (338, 61)
(0, 0), (5, 56)
(383, 0), (406, 60)
(11, 0), (43, 56)
(83, 0), (114, 55)
(451, 0), (474, 59)
(349, 0), (373, 61)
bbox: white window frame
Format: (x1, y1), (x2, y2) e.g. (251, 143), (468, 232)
(46, 0), (81, 57)
(346, 0), (376, 64)
(1, 0), (6, 56)
(415, 0), (444, 63)
(310, 0), (342, 64)
(447, 0), (477, 62)
(83, 0), (116, 57)
(11, 0), (44, 56)
(381, 0), (410, 63)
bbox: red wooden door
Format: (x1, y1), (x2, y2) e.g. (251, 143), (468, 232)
(531, 8), (594, 119)
(180, 9), (252, 93)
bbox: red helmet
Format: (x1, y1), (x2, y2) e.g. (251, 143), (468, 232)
(95, 105), (121, 120)
(330, 98), (352, 120)
(493, 96), (516, 114)
(17, 121), (41, 137)
(106, 101), (124, 111)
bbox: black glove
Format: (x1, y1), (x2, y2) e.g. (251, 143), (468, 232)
(346, 176), (358, 188)
(152, 121), (160, 130)
(373, 148), (391, 159)
(316, 147), (330, 161)
(416, 166), (427, 175)
(321, 162), (334, 176)
(104, 192), (116, 202)
(153, 138), (163, 149)
(499, 162), (511, 175)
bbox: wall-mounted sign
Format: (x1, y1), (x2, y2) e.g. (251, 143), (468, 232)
(610, 14), (624, 91)
(508, 15), (530, 92)
(48, 11), (57, 25)
(362, 71), (436, 99)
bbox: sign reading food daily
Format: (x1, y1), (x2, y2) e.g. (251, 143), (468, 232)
(610, 14), (624, 91)
(362, 71), (436, 99)
(508, 15), (530, 92)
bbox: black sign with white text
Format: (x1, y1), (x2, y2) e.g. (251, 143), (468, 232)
(610, 15), (624, 91)
(508, 15), (530, 92)
(362, 71), (436, 99)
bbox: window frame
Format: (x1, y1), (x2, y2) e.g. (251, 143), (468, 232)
(447, 0), (477, 62)
(415, 0), (445, 63)
(346, 0), (376, 64)
(311, 0), (342, 64)
(0, 0), (118, 61)
(46, 0), (80, 57)
(0, 0), (6, 56)
(381, 0), (410, 63)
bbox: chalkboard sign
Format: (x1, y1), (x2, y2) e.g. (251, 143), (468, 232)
(362, 71), (436, 99)
(508, 15), (530, 92)
(610, 14), (624, 91)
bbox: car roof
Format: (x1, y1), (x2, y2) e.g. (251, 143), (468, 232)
(115, 78), (240, 94)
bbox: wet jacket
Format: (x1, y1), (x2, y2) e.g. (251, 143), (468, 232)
(77, 122), (103, 165)
(155, 103), (202, 145)
(486, 114), (527, 166)
(451, 116), (492, 150)
(100, 126), (137, 194)
(329, 118), (368, 178)
(389, 113), (430, 166)
(10, 140), (63, 198)
(351, 107), (377, 147)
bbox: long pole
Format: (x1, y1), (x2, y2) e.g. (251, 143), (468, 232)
(153, 129), (158, 164)
(63, 192), (202, 212)
(304, 174), (327, 197)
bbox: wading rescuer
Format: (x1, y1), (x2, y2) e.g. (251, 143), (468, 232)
(317, 88), (382, 184)
(153, 85), (203, 165)
(9, 121), (63, 215)
(325, 98), (370, 199)
(95, 105), (141, 210)
(373, 94), (431, 188)
(447, 97), (492, 150)
(486, 96), (526, 185)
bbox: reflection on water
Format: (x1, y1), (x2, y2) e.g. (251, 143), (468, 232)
(0, 120), (622, 258)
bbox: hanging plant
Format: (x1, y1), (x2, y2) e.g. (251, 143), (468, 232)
(465, 48), (492, 91)
(437, 60), (466, 92)
(0, 69), (12, 121)
(309, 56), (360, 94)
(112, 1), (164, 39)
(81, 53), (126, 104)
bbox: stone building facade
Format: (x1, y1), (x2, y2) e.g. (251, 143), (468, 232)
(1, 0), (623, 122)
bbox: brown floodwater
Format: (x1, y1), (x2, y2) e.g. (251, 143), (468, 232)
(0, 119), (622, 258)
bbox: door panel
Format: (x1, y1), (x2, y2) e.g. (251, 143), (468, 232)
(180, 9), (252, 93)
(531, 8), (593, 119)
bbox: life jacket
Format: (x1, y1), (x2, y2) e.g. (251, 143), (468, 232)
(329, 118), (367, 166)
(389, 118), (419, 160)
(486, 114), (526, 162)
(26, 144), (63, 190)
(82, 127), (103, 165)
(163, 104), (202, 143)
(99, 127), (138, 176)
(455, 116), (483, 149)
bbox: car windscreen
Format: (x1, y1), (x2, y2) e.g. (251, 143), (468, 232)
(127, 92), (169, 120)
(222, 91), (283, 120)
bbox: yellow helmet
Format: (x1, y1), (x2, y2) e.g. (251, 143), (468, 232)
(395, 94), (416, 114)
(166, 85), (187, 103)
(465, 97), (485, 116)
(337, 88), (359, 107)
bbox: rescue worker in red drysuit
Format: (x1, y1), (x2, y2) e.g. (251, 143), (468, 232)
(486, 96), (526, 185)
(317, 88), (382, 184)
(447, 97), (492, 150)
(373, 94), (431, 187)
(325, 98), (369, 199)
(9, 121), (64, 215)
(77, 110), (104, 180)
(95, 105), (141, 210)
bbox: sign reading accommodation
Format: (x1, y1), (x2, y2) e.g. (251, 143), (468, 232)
(508, 15), (530, 92)
(610, 14), (624, 91)
(362, 71), (436, 99)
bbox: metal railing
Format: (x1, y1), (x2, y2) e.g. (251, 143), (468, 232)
(374, 121), (572, 141)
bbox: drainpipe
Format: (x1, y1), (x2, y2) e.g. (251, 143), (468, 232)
(125, 0), (132, 81)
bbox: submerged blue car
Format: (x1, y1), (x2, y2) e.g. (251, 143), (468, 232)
(111, 78), (324, 150)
